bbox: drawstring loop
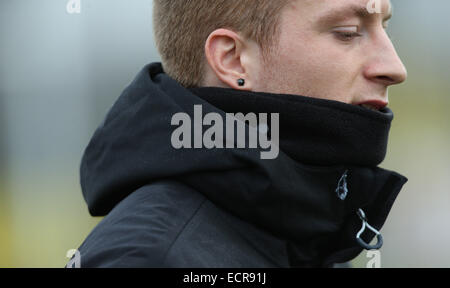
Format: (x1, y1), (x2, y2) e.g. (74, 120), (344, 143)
(356, 208), (383, 250)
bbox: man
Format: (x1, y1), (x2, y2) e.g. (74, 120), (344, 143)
(72, 0), (407, 268)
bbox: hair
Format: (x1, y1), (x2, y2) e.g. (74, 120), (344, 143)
(153, 0), (291, 87)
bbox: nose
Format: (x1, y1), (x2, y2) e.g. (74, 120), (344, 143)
(364, 30), (407, 87)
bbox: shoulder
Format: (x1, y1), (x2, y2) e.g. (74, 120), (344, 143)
(74, 180), (207, 268)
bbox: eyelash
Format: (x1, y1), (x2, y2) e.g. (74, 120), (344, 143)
(333, 31), (363, 42)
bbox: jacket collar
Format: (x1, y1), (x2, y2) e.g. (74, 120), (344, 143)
(189, 86), (394, 167)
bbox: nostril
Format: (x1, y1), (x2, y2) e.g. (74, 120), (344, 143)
(376, 76), (393, 82)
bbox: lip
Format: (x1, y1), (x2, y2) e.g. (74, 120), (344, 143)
(355, 100), (389, 111)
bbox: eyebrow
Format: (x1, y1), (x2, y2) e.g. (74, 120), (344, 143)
(316, 3), (393, 26)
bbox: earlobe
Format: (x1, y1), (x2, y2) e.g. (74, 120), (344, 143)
(204, 29), (252, 90)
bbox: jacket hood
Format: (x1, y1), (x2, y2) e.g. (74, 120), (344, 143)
(80, 63), (407, 266)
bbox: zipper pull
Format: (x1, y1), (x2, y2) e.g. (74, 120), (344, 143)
(336, 169), (349, 201)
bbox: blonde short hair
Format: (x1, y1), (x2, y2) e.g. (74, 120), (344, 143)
(153, 0), (291, 87)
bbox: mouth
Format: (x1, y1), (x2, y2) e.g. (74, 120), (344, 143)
(356, 101), (388, 112)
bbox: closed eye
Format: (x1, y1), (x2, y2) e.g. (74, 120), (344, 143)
(333, 31), (363, 42)
(332, 26), (362, 42)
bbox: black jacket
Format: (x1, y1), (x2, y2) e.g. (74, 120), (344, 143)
(72, 63), (407, 268)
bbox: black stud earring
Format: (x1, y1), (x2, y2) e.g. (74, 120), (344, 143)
(237, 79), (245, 87)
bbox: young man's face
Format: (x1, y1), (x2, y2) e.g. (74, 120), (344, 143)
(254, 0), (407, 109)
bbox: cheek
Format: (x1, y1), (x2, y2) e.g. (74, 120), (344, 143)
(263, 43), (338, 95)
(263, 38), (362, 101)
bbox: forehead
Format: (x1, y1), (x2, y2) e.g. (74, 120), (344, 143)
(288, 0), (392, 21)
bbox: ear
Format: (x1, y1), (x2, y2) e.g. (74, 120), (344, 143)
(204, 29), (256, 91)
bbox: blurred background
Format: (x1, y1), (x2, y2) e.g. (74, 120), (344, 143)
(0, 0), (449, 268)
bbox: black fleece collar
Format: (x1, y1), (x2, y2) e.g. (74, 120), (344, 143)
(189, 87), (393, 167)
